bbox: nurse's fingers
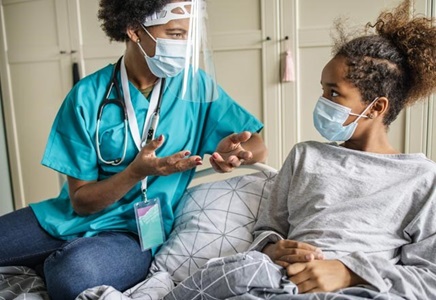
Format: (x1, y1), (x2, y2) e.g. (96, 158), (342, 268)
(166, 151), (201, 166)
(235, 150), (253, 162)
(158, 152), (202, 175)
(226, 155), (243, 168)
(210, 153), (234, 173)
(209, 156), (224, 173)
(142, 135), (165, 153)
(228, 131), (252, 145)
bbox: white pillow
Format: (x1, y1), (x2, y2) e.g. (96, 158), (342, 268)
(150, 170), (277, 283)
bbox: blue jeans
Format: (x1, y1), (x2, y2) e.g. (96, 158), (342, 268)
(0, 207), (152, 300)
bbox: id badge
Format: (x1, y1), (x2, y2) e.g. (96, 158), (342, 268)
(134, 198), (165, 251)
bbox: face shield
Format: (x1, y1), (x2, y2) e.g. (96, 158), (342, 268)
(143, 0), (218, 102)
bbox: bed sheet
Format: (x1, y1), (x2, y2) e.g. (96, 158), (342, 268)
(79, 251), (402, 300)
(0, 266), (49, 300)
(0, 265), (171, 300)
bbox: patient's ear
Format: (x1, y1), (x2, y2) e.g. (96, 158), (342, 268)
(370, 97), (389, 118)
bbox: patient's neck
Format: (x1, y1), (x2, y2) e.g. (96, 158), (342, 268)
(342, 133), (400, 154)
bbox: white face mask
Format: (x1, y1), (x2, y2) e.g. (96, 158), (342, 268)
(313, 96), (378, 141)
(137, 26), (188, 78)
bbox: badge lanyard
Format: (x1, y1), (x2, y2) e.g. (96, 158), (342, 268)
(120, 56), (166, 251)
(120, 56), (161, 200)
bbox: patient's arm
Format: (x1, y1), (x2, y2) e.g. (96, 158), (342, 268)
(337, 205), (436, 299)
(251, 153), (294, 248)
(250, 152), (323, 264)
(338, 235), (436, 298)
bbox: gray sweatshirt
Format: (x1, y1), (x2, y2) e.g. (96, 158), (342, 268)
(251, 141), (436, 299)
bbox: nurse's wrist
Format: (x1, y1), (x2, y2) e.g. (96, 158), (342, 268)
(125, 164), (147, 182)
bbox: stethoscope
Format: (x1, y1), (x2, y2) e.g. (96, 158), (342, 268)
(96, 56), (165, 166)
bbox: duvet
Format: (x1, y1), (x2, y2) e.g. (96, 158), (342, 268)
(0, 251), (413, 300)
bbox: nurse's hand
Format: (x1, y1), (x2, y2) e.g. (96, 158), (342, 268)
(129, 135), (202, 178)
(210, 131), (254, 173)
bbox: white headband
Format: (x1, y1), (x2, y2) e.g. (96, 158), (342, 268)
(143, 2), (192, 27)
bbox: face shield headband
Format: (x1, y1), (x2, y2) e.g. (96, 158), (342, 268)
(143, 2), (192, 27)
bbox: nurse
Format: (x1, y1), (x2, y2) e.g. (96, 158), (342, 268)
(0, 1), (268, 299)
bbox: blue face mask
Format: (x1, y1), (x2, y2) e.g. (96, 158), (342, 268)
(313, 96), (378, 141)
(137, 27), (188, 78)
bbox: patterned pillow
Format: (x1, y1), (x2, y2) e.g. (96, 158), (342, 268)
(149, 170), (277, 283)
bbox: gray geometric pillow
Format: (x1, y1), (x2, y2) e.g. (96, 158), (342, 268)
(150, 170), (277, 283)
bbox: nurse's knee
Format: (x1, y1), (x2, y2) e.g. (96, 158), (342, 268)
(43, 235), (151, 299)
(43, 238), (106, 300)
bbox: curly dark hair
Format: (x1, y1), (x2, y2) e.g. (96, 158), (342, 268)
(332, 0), (436, 125)
(98, 0), (172, 42)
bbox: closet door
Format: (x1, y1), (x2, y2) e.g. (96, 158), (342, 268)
(430, 97), (436, 160)
(208, 0), (282, 169)
(405, 0), (434, 158)
(0, 0), (72, 207)
(280, 0), (297, 159)
(69, 0), (124, 76)
(0, 0), (123, 208)
(428, 0), (436, 160)
(0, 90), (13, 215)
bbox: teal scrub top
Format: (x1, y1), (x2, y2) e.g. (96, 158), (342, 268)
(30, 62), (263, 245)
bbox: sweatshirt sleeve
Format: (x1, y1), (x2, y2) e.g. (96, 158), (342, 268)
(249, 149), (296, 251)
(339, 190), (436, 299)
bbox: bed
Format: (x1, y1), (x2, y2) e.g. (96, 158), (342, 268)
(0, 163), (279, 300)
(0, 163), (404, 300)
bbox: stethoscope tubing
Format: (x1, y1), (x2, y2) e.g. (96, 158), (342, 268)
(96, 56), (164, 166)
(96, 57), (128, 166)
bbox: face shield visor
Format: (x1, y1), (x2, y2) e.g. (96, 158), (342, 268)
(143, 0), (218, 102)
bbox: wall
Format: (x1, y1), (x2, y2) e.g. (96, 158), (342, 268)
(0, 83), (13, 215)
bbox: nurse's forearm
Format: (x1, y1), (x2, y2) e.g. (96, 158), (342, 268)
(68, 167), (144, 216)
(68, 147), (201, 215)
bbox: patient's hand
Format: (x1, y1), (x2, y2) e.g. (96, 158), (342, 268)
(286, 260), (366, 293)
(262, 239), (324, 267)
